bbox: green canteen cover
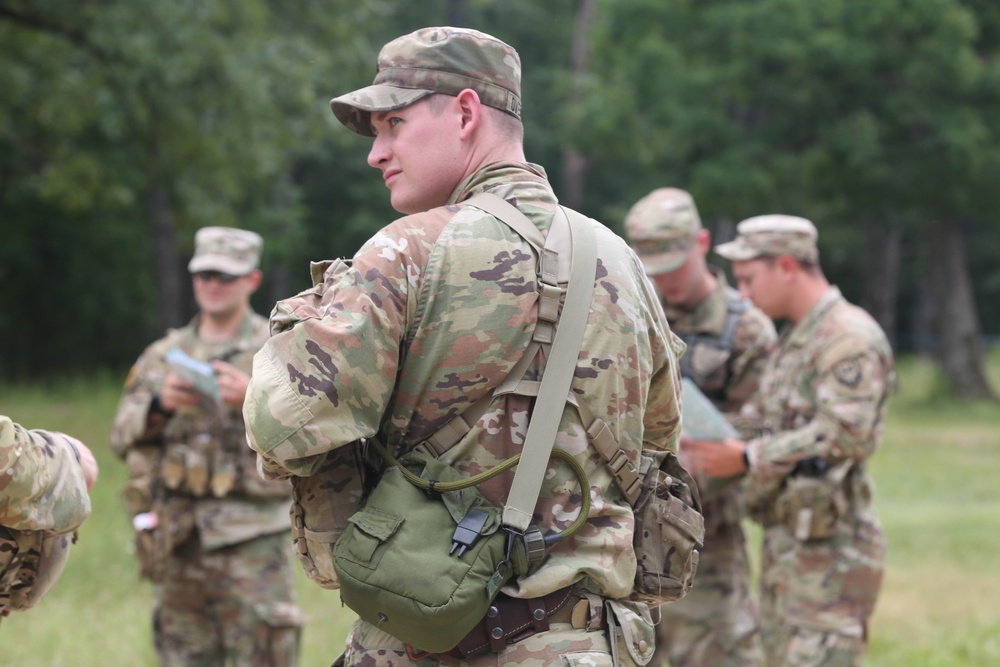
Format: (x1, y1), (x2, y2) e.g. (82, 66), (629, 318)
(333, 450), (509, 653)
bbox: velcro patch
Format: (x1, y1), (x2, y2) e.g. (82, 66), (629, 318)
(832, 358), (862, 388)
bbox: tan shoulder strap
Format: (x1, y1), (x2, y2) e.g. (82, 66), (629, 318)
(420, 195), (640, 508)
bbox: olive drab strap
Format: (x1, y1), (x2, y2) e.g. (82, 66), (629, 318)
(499, 203), (596, 533)
(419, 195), (640, 504)
(491, 379), (641, 507)
(420, 193), (597, 537)
(677, 290), (747, 382)
(418, 194), (642, 509)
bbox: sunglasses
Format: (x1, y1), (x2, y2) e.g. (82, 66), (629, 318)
(193, 271), (243, 284)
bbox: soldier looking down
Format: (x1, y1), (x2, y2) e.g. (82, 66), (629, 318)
(683, 215), (894, 667)
(625, 188), (774, 667)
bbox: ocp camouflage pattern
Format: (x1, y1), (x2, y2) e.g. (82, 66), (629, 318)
(655, 272), (775, 667)
(740, 287), (894, 666)
(0, 416), (91, 618)
(0, 417), (91, 534)
(331, 27), (522, 136)
(110, 312), (292, 548)
(245, 162), (684, 657)
(110, 312), (302, 663)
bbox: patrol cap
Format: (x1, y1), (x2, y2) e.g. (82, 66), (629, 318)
(624, 188), (702, 274)
(187, 226), (263, 275)
(330, 26), (522, 137)
(714, 215), (818, 264)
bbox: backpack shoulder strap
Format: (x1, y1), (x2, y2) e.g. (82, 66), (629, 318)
(502, 204), (597, 532)
(419, 194), (568, 458)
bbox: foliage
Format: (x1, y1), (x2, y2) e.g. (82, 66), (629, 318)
(2, 0), (1000, 386)
(0, 0), (379, 377)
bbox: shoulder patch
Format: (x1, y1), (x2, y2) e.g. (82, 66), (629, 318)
(832, 358), (862, 388)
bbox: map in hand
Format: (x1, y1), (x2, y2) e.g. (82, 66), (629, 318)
(165, 347), (220, 403)
(680, 377), (737, 440)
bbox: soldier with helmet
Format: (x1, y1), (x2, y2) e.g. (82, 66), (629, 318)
(683, 215), (894, 667)
(110, 226), (303, 666)
(625, 188), (775, 667)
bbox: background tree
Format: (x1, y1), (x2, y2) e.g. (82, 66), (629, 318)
(2, 0), (999, 398)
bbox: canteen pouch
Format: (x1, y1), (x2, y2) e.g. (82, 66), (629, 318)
(630, 449), (705, 607)
(289, 443), (367, 589)
(606, 599), (655, 667)
(121, 445), (163, 518)
(774, 460), (851, 542)
(333, 449), (511, 653)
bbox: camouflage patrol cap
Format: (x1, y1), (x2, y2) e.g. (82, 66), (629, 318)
(624, 188), (702, 274)
(714, 215), (819, 263)
(330, 26), (522, 137)
(187, 226), (263, 275)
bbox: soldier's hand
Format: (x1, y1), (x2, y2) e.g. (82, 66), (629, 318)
(159, 372), (198, 412)
(65, 436), (99, 491)
(680, 436), (748, 478)
(212, 360), (251, 409)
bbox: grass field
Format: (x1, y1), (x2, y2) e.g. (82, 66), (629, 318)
(2, 355), (999, 666)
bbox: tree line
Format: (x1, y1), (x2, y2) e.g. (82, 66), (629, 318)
(2, 0), (999, 399)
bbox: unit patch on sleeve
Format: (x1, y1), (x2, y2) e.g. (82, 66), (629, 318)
(832, 358), (862, 388)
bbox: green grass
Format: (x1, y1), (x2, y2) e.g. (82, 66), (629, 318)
(0, 375), (355, 666)
(2, 355), (1000, 666)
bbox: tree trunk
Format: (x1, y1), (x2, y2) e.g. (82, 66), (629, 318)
(925, 220), (996, 400)
(913, 277), (936, 357)
(860, 218), (901, 348)
(148, 185), (185, 331)
(559, 0), (597, 210)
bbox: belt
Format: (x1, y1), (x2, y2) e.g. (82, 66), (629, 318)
(404, 587), (591, 661)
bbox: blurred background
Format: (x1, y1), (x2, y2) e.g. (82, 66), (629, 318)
(4, 0), (1000, 398)
(2, 0), (999, 665)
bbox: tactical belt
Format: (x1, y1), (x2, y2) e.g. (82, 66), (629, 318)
(405, 586), (593, 661)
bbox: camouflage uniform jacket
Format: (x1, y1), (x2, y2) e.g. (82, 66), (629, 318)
(743, 287), (894, 522)
(110, 312), (291, 550)
(245, 161), (684, 601)
(1, 416), (91, 616)
(666, 269), (775, 515)
(664, 267), (775, 419)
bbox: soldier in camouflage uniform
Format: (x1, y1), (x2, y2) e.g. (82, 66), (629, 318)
(243, 27), (684, 667)
(683, 216), (894, 667)
(110, 227), (303, 667)
(625, 188), (774, 667)
(1, 417), (97, 622)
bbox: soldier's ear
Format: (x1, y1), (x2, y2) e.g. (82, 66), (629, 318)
(245, 269), (263, 293)
(455, 88), (482, 138)
(776, 254), (799, 279)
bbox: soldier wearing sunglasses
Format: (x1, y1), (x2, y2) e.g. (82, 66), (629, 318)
(110, 226), (303, 666)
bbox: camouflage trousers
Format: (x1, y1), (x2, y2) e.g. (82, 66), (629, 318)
(758, 518), (885, 667)
(652, 490), (762, 667)
(337, 597), (654, 667)
(154, 530), (304, 667)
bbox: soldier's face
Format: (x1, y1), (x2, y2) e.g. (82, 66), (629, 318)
(732, 258), (786, 318)
(367, 96), (467, 215)
(192, 270), (260, 319)
(649, 230), (712, 310)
